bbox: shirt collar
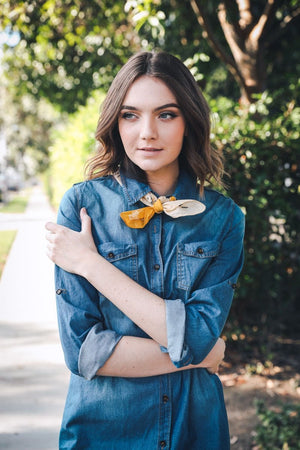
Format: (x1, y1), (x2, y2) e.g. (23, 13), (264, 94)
(119, 170), (150, 205)
(119, 168), (199, 206)
(173, 169), (199, 200)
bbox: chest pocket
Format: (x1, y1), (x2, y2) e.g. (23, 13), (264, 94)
(98, 242), (138, 282)
(177, 240), (220, 290)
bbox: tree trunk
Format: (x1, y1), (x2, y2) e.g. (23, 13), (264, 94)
(218, 0), (272, 104)
(190, 0), (277, 104)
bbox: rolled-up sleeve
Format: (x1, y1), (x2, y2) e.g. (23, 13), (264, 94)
(55, 187), (122, 380)
(164, 203), (245, 368)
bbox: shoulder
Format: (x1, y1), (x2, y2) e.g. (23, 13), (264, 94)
(203, 188), (245, 228)
(73, 175), (119, 194)
(62, 175), (119, 202)
(59, 175), (120, 216)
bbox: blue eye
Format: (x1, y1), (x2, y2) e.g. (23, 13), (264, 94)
(159, 112), (178, 119)
(120, 112), (137, 120)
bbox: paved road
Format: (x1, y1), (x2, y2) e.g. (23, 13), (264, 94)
(0, 186), (69, 450)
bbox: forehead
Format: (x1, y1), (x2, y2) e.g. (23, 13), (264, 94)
(122, 75), (177, 105)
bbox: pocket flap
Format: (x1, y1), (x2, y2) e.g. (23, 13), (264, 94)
(177, 240), (220, 258)
(98, 242), (137, 262)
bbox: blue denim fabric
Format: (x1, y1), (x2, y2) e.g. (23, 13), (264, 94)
(55, 169), (245, 449)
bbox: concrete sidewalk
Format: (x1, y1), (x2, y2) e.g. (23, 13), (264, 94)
(0, 186), (69, 449)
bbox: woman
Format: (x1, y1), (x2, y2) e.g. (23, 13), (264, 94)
(46, 51), (244, 449)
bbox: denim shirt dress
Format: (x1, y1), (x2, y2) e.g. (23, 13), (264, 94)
(55, 168), (245, 450)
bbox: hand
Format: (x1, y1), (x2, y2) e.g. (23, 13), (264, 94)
(206, 338), (226, 374)
(45, 207), (98, 275)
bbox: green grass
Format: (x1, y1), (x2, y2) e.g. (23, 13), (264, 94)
(0, 230), (17, 277)
(0, 190), (30, 213)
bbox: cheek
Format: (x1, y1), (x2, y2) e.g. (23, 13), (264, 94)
(119, 124), (136, 149)
(171, 126), (185, 149)
(118, 128), (128, 149)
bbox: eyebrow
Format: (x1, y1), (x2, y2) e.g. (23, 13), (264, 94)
(120, 103), (181, 112)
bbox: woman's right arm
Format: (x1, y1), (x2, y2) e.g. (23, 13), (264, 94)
(97, 336), (225, 378)
(56, 265), (225, 380)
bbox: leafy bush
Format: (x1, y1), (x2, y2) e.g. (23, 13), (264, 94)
(209, 84), (300, 336)
(254, 400), (300, 449)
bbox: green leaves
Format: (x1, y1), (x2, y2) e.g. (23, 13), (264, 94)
(47, 92), (104, 207)
(255, 400), (300, 449)
(0, 0), (137, 112)
(209, 86), (300, 333)
(125, 0), (166, 39)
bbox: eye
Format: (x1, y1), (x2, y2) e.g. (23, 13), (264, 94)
(159, 111), (178, 120)
(120, 111), (138, 120)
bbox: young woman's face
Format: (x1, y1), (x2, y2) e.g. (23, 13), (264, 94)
(118, 76), (186, 185)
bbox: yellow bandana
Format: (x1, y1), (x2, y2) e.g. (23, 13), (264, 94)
(120, 192), (206, 229)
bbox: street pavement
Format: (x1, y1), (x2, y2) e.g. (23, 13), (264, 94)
(0, 186), (69, 450)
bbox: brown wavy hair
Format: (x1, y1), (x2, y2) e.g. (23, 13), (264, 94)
(85, 51), (224, 193)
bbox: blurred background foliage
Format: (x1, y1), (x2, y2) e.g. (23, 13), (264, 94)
(0, 0), (299, 349)
(47, 92), (104, 207)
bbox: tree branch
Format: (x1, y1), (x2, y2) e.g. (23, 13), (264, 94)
(189, 0), (238, 73)
(249, 0), (276, 42)
(217, 2), (243, 52)
(265, 6), (300, 46)
(236, 0), (253, 29)
(223, 0), (247, 39)
(281, 6), (300, 28)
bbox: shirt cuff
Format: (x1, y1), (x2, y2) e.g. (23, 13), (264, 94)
(164, 299), (192, 368)
(78, 323), (122, 380)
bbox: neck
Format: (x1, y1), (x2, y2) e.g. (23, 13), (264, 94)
(147, 172), (179, 196)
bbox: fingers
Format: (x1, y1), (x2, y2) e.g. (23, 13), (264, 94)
(207, 365), (219, 374)
(80, 207), (92, 234)
(45, 221), (70, 237)
(45, 231), (55, 243)
(45, 221), (57, 232)
(45, 221), (61, 243)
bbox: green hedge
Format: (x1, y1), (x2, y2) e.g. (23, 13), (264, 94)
(210, 88), (299, 334)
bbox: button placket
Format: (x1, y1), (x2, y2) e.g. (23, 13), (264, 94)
(150, 215), (163, 296)
(163, 395), (169, 404)
(158, 374), (171, 450)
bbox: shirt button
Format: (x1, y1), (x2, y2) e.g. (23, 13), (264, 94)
(154, 264), (160, 270)
(107, 252), (115, 258)
(56, 289), (63, 295)
(163, 395), (169, 403)
(197, 247), (204, 254)
(160, 441), (166, 448)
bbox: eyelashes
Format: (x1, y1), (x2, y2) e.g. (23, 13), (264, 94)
(120, 112), (137, 120)
(119, 111), (179, 120)
(159, 112), (178, 119)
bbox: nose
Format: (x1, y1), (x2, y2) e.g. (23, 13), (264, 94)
(140, 116), (157, 140)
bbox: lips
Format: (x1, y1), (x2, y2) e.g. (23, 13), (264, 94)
(138, 147), (162, 152)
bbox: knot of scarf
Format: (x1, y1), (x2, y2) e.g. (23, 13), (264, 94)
(120, 192), (205, 229)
